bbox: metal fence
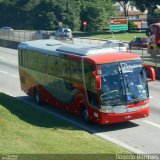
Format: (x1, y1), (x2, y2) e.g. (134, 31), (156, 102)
(0, 30), (160, 67)
(128, 48), (160, 67)
(0, 30), (32, 42)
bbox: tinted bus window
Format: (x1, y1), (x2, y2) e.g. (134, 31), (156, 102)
(28, 51), (37, 69)
(18, 50), (22, 65)
(37, 53), (47, 72)
(70, 61), (82, 82)
(59, 58), (70, 78)
(48, 55), (58, 75)
(21, 50), (28, 66)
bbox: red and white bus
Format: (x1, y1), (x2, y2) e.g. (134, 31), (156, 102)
(18, 39), (155, 124)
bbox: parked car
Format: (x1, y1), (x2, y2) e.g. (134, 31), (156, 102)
(54, 28), (73, 40)
(0, 26), (14, 36)
(31, 30), (50, 40)
(128, 37), (149, 49)
(103, 40), (128, 52)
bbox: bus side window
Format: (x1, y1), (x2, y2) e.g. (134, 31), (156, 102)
(70, 60), (82, 82)
(28, 51), (37, 69)
(21, 50), (28, 66)
(59, 58), (70, 78)
(48, 55), (58, 75)
(18, 50), (22, 65)
(24, 51), (28, 66)
(37, 53), (47, 72)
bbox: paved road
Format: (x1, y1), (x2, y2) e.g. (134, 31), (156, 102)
(0, 46), (160, 154)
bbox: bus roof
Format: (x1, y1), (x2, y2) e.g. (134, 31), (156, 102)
(18, 39), (117, 55)
(18, 39), (140, 64)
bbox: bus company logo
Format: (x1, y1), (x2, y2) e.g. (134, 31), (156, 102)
(121, 63), (142, 73)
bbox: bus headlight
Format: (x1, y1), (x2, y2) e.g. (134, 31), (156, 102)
(141, 103), (149, 109)
(106, 109), (114, 113)
(101, 106), (114, 113)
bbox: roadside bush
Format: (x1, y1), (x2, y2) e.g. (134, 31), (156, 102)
(128, 20), (138, 32)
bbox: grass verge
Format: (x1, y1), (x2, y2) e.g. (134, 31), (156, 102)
(0, 92), (132, 158)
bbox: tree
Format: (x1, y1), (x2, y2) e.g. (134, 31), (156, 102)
(0, 0), (41, 29)
(53, 0), (81, 31)
(147, 8), (160, 24)
(80, 0), (116, 32)
(113, 0), (130, 17)
(0, 0), (116, 31)
(32, 0), (56, 30)
(132, 0), (160, 24)
(128, 20), (138, 30)
(132, 0), (159, 13)
(13, 0), (38, 29)
(0, 0), (17, 27)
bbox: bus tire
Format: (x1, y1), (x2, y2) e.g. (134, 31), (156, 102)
(81, 106), (92, 124)
(34, 88), (42, 105)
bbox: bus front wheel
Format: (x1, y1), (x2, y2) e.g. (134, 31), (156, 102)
(81, 106), (92, 124)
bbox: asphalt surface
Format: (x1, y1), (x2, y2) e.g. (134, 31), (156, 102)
(0, 46), (160, 154)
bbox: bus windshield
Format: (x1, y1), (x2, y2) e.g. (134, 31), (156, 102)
(100, 60), (148, 106)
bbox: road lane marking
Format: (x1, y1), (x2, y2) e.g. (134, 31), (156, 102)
(0, 70), (8, 74)
(11, 74), (19, 78)
(143, 120), (160, 128)
(0, 56), (6, 60)
(0, 70), (18, 78)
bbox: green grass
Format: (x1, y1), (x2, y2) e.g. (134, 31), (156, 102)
(0, 92), (131, 156)
(89, 32), (147, 42)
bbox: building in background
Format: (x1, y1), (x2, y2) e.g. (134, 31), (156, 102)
(113, 2), (148, 29)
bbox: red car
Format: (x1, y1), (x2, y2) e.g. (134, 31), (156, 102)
(129, 37), (149, 49)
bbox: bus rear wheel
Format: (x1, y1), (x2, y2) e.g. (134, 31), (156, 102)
(34, 88), (41, 105)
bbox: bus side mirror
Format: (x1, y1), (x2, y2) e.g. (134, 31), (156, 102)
(143, 64), (156, 82)
(93, 71), (101, 90)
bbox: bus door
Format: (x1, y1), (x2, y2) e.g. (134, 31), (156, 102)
(83, 62), (99, 107)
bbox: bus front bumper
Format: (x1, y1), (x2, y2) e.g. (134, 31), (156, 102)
(95, 107), (150, 125)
